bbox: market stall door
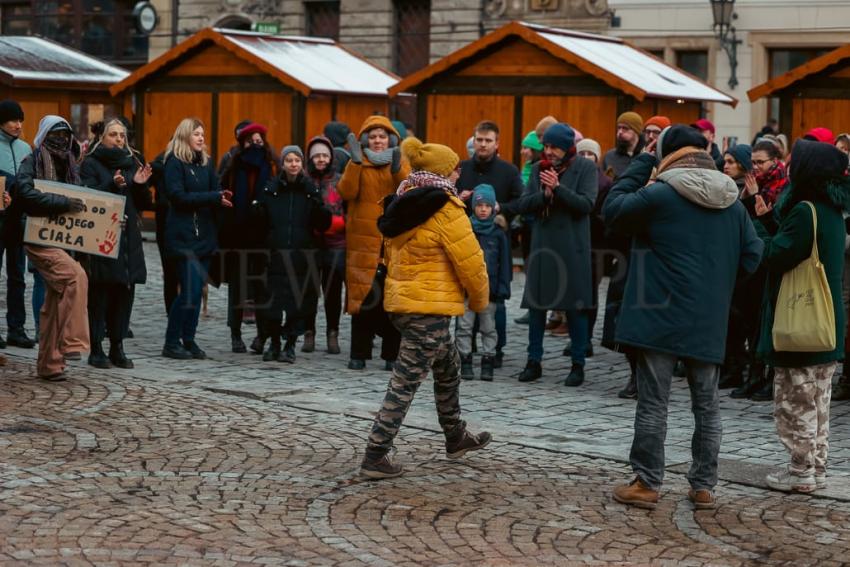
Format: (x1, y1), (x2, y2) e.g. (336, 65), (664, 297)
(217, 92), (293, 162)
(522, 95), (618, 151)
(427, 94), (514, 162)
(143, 92), (212, 164)
(792, 98), (850, 141)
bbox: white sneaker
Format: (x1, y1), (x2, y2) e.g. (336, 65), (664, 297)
(766, 468), (816, 493)
(815, 472), (827, 490)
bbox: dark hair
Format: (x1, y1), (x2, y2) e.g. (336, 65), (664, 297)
(474, 120), (499, 137)
(753, 140), (781, 159)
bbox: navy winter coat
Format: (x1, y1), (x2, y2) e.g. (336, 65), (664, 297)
(603, 153), (763, 364)
(162, 154), (221, 259)
(474, 225), (511, 302)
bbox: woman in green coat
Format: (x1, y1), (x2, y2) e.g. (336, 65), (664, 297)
(754, 139), (850, 494)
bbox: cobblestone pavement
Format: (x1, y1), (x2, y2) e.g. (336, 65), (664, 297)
(1, 242), (850, 564)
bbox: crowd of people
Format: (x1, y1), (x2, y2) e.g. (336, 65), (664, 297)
(1, 97), (849, 502)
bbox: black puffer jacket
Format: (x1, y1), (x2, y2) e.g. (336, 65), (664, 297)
(3, 154), (76, 244)
(80, 147), (151, 284)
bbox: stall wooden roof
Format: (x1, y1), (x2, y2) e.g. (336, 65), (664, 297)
(0, 36), (128, 90)
(748, 44), (850, 101)
(110, 28), (399, 98)
(390, 21), (736, 107)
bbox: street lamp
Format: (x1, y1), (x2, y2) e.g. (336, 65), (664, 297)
(710, 0), (741, 89)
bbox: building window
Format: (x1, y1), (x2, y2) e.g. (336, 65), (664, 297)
(676, 50), (709, 81)
(393, 0), (430, 77)
(5, 0), (148, 67)
(305, 1), (340, 40)
(0, 2), (31, 34)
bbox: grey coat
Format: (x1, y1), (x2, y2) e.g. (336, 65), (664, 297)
(514, 156), (598, 311)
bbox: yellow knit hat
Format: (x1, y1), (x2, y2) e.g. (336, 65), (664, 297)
(617, 111), (644, 135)
(401, 136), (459, 178)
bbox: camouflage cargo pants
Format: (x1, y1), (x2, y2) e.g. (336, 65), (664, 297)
(774, 362), (837, 476)
(366, 314), (462, 459)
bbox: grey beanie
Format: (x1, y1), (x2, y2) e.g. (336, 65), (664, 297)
(281, 145), (304, 161)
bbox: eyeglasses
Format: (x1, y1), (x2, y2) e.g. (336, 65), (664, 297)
(643, 128), (662, 136)
(752, 159), (773, 166)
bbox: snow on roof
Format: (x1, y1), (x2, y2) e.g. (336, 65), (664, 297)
(0, 36), (128, 85)
(219, 31), (397, 96)
(524, 23), (733, 104)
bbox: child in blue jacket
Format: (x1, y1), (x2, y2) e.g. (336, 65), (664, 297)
(456, 184), (512, 380)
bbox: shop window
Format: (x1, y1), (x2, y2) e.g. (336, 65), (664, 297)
(676, 50), (709, 81)
(393, 0), (430, 77)
(305, 1), (340, 40)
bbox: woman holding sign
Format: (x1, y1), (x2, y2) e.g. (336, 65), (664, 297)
(80, 119), (152, 369)
(161, 118), (233, 360)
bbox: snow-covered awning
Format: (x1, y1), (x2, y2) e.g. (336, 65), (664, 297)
(0, 36), (128, 88)
(390, 21), (736, 107)
(111, 28), (398, 97)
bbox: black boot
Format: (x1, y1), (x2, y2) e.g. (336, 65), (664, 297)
(460, 354), (475, 380)
(564, 363), (585, 387)
(88, 343), (112, 369)
(718, 367), (744, 389)
(231, 330), (247, 353)
(108, 341), (133, 369)
(731, 364), (764, 399)
(517, 360), (542, 382)
(6, 328), (35, 348)
(480, 356), (494, 382)
(263, 338), (281, 362)
(750, 367), (775, 401)
(183, 340), (207, 360)
(618, 374), (637, 399)
(494, 349), (504, 369)
(250, 335), (264, 355)
(278, 336), (296, 363)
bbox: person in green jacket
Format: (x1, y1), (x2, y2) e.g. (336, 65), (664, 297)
(753, 139), (850, 494)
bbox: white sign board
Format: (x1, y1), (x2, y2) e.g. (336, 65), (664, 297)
(24, 180), (127, 259)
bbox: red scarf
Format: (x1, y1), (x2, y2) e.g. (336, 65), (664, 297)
(755, 160), (789, 205)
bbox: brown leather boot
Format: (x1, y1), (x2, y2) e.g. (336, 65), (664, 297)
(613, 477), (659, 509)
(688, 488), (716, 510)
(301, 331), (315, 353)
(326, 329), (340, 354)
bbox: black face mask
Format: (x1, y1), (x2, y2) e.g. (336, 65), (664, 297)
(44, 131), (71, 153)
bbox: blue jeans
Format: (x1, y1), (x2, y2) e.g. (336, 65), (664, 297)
(527, 308), (588, 366)
(165, 257), (210, 346)
(0, 238), (27, 331)
(630, 350), (721, 491)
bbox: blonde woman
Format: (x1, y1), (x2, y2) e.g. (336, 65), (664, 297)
(80, 118), (152, 369)
(161, 118), (232, 360)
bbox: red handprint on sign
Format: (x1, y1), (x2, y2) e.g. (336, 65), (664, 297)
(97, 230), (117, 255)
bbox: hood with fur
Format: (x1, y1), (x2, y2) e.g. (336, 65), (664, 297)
(378, 186), (451, 237)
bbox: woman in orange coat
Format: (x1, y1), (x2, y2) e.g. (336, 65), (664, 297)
(338, 115), (410, 370)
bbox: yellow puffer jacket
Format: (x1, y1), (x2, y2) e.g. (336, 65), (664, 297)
(383, 195), (489, 316)
(338, 115), (410, 314)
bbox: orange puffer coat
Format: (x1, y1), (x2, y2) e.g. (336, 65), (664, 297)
(338, 116), (410, 314)
(380, 188), (489, 316)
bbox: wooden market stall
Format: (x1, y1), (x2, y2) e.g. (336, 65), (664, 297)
(110, 28), (399, 163)
(748, 45), (850, 141)
(390, 22), (736, 163)
(0, 36), (128, 143)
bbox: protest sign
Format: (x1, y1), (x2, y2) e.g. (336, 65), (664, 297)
(24, 180), (126, 259)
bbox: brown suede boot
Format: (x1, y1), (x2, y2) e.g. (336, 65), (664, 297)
(688, 488), (716, 510)
(327, 329), (341, 354)
(613, 477), (659, 509)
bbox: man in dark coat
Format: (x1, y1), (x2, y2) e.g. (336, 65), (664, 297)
(603, 125), (763, 511)
(457, 120), (524, 368)
(512, 123), (598, 387)
(602, 112), (645, 180)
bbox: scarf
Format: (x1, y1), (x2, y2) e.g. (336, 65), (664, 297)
(470, 213), (498, 236)
(657, 147), (717, 175)
(396, 170), (458, 197)
(89, 144), (135, 171)
(35, 142), (79, 184)
(755, 161), (789, 205)
(363, 147), (394, 166)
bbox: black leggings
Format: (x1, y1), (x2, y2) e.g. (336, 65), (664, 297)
(306, 249), (345, 333)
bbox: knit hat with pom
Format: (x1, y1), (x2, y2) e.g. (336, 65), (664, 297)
(401, 136), (459, 178)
